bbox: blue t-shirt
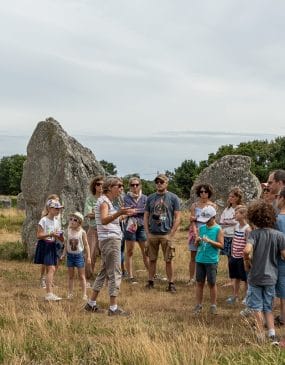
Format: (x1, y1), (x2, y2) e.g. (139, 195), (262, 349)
(145, 191), (180, 235)
(196, 224), (222, 264)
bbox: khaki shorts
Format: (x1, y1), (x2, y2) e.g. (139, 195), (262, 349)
(146, 235), (175, 262)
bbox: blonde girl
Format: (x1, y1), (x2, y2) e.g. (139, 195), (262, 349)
(61, 212), (91, 300)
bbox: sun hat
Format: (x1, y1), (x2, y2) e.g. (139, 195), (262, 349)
(197, 206), (217, 223)
(69, 212), (84, 223)
(47, 199), (64, 209)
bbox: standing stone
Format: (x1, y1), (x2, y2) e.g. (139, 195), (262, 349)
(187, 155), (261, 214)
(21, 117), (105, 258)
(17, 192), (26, 210)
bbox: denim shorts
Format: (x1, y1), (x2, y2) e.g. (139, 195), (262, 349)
(276, 259), (285, 299)
(246, 284), (275, 312)
(67, 252), (85, 268)
(124, 225), (147, 242)
(196, 262), (218, 285)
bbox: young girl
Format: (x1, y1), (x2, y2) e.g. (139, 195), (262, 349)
(220, 187), (243, 286)
(34, 199), (64, 301)
(193, 205), (224, 315)
(226, 205), (251, 304)
(39, 194), (63, 289)
(188, 184), (216, 285)
(61, 212), (91, 300)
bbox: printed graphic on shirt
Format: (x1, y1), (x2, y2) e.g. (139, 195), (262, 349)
(69, 238), (79, 251)
(152, 197), (168, 226)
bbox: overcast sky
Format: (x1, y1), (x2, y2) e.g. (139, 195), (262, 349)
(0, 1), (284, 178)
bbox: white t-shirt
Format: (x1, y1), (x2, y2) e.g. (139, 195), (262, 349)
(220, 207), (237, 237)
(38, 216), (61, 242)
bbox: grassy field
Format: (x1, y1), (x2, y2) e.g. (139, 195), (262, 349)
(0, 209), (285, 364)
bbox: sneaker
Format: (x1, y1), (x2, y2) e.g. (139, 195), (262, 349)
(166, 282), (177, 293)
(82, 294), (88, 301)
(226, 296), (238, 304)
(269, 335), (280, 346)
(240, 307), (253, 317)
(108, 307), (130, 317)
(128, 277), (138, 285)
(193, 304), (202, 314)
(84, 303), (105, 313)
(210, 304), (217, 315)
(67, 293), (73, 300)
(45, 293), (62, 301)
(145, 281), (154, 289)
(122, 271), (129, 280)
(154, 273), (167, 282)
(40, 278), (46, 289)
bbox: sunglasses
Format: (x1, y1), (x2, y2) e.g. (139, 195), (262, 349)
(199, 190), (208, 194)
(112, 184), (124, 188)
(96, 182), (103, 186)
(130, 183), (139, 187)
(69, 217), (79, 222)
(155, 180), (165, 185)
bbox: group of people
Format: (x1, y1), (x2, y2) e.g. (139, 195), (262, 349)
(33, 168), (285, 344)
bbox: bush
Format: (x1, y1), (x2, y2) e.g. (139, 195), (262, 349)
(0, 241), (28, 260)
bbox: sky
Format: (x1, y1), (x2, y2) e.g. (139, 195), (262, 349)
(0, 0), (284, 178)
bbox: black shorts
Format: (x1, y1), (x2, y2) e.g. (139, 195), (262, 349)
(229, 256), (247, 281)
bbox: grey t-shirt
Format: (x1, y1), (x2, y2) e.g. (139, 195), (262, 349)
(247, 228), (285, 286)
(145, 191), (180, 235)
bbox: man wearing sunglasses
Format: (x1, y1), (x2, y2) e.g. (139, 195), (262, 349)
(144, 174), (181, 292)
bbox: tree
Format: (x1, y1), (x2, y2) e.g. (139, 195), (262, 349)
(99, 160), (117, 175)
(0, 154), (26, 195)
(172, 160), (198, 199)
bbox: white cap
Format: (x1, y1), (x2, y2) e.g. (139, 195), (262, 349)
(197, 206), (217, 223)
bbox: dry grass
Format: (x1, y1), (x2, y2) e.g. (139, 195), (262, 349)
(0, 210), (284, 364)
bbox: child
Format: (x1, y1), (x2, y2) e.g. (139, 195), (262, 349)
(220, 187), (243, 287)
(275, 187), (285, 326)
(193, 206), (224, 314)
(226, 205), (251, 304)
(34, 199), (64, 301)
(244, 200), (285, 344)
(60, 212), (91, 300)
(39, 194), (64, 289)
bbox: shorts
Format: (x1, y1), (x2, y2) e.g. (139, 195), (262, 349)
(146, 235), (175, 262)
(246, 284), (275, 312)
(229, 257), (247, 281)
(124, 225), (147, 242)
(67, 252), (85, 268)
(276, 259), (285, 298)
(220, 236), (232, 256)
(34, 240), (57, 266)
(196, 262), (218, 286)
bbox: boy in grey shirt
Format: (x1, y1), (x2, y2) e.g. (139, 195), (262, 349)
(244, 200), (285, 344)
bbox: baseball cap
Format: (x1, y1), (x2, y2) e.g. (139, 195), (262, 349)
(154, 174), (169, 183)
(69, 212), (84, 223)
(197, 206), (217, 223)
(47, 199), (64, 209)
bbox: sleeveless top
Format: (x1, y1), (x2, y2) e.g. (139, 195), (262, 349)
(95, 195), (122, 241)
(232, 223), (250, 258)
(196, 224), (222, 264)
(66, 228), (84, 254)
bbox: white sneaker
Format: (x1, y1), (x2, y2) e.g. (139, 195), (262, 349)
(45, 293), (62, 301)
(67, 293), (74, 300)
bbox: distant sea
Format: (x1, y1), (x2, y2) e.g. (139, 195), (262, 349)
(0, 132), (278, 179)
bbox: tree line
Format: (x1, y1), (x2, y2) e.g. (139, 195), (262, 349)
(1, 137), (285, 198)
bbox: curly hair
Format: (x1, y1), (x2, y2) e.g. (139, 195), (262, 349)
(247, 200), (276, 228)
(195, 183), (214, 198)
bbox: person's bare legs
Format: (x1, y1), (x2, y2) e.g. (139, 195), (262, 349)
(125, 240), (135, 278)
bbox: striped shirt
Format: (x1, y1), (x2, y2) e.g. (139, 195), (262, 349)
(232, 223), (250, 258)
(95, 195), (122, 241)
